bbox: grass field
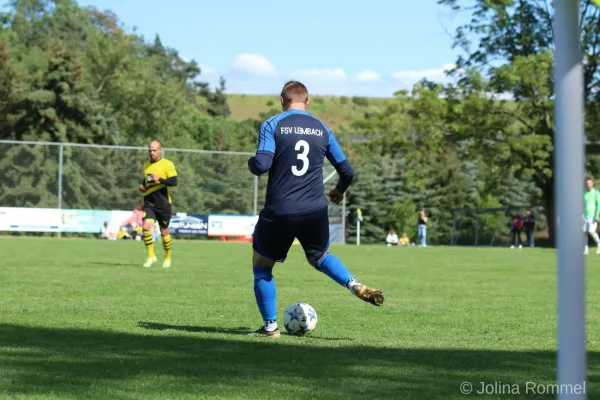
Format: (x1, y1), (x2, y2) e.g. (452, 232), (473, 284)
(1, 238), (600, 399)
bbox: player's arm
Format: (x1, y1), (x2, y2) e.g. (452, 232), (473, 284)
(248, 119), (275, 176)
(158, 161), (178, 186)
(325, 129), (354, 193)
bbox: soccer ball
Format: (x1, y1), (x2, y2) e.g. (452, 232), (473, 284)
(283, 302), (318, 335)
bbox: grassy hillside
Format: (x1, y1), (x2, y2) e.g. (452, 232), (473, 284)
(226, 94), (394, 132)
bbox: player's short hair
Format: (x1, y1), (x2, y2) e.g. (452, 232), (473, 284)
(280, 80), (309, 107)
(587, 176), (594, 182)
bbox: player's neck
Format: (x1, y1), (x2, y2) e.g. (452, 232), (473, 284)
(285, 103), (307, 112)
(151, 157), (162, 163)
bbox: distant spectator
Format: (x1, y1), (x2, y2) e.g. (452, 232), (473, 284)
(511, 213), (524, 248)
(117, 226), (132, 240)
(386, 229), (399, 246)
(122, 204), (143, 226)
(523, 210), (536, 247)
(100, 221), (117, 240)
(399, 233), (410, 246)
(122, 204), (144, 238)
(417, 209), (428, 247)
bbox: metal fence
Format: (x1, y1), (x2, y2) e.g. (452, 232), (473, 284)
(0, 140), (262, 215)
(0, 140), (347, 240)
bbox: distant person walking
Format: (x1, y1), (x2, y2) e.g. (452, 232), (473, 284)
(510, 213), (523, 249)
(523, 210), (535, 248)
(417, 209), (428, 247)
(583, 177), (600, 255)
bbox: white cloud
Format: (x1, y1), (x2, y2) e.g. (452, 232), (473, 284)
(199, 64), (216, 75)
(292, 68), (346, 79)
(391, 63), (456, 83)
(232, 53), (276, 76)
(354, 70), (381, 81)
(199, 56), (458, 96)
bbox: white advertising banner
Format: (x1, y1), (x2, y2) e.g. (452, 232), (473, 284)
(0, 208), (8, 230)
(109, 210), (135, 231)
(208, 215), (258, 236)
(0, 207), (61, 232)
(0, 207), (261, 237)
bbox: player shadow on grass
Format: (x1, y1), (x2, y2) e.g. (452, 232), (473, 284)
(88, 261), (141, 267)
(0, 324), (600, 399)
(137, 321), (351, 341)
(0, 324), (598, 399)
(138, 321), (251, 335)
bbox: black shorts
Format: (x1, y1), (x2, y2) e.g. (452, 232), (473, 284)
(252, 206), (330, 262)
(143, 202), (172, 228)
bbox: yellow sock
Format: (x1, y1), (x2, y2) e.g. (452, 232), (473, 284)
(143, 231), (155, 258)
(162, 234), (172, 260)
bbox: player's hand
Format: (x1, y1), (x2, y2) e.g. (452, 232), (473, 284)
(329, 187), (344, 204)
(151, 173), (160, 182)
(138, 184), (146, 193)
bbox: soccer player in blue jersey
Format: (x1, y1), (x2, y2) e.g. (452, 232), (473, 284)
(247, 80), (385, 338)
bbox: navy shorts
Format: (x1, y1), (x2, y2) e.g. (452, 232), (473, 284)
(252, 206), (330, 262)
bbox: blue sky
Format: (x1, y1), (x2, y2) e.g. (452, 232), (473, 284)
(78, 0), (468, 97)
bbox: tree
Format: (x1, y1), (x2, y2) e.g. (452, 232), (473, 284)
(84, 7), (136, 94)
(438, 0), (600, 245)
(197, 76), (231, 117)
(0, 38), (20, 137)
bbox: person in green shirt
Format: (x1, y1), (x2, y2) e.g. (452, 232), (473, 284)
(584, 177), (600, 255)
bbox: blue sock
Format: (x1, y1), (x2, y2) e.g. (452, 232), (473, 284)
(253, 267), (277, 324)
(315, 254), (353, 287)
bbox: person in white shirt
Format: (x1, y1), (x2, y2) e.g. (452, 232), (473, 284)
(386, 229), (399, 246)
(101, 222), (117, 240)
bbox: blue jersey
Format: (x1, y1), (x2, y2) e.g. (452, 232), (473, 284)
(248, 109), (354, 216)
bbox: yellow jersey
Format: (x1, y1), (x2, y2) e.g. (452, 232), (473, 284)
(142, 157), (177, 204)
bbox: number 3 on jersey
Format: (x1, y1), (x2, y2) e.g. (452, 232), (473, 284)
(292, 140), (310, 176)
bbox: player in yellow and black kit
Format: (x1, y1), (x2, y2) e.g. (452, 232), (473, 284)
(139, 140), (178, 268)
